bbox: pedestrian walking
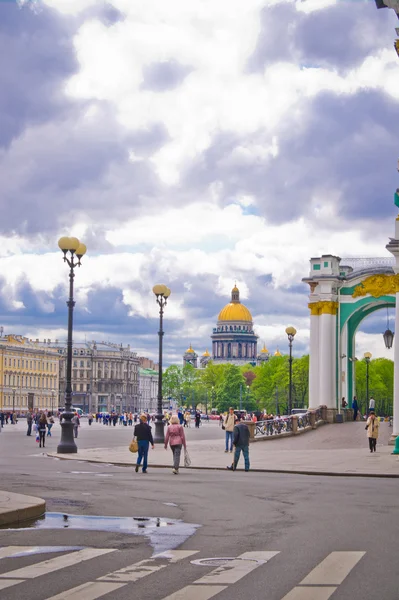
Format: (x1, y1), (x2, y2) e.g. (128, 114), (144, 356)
(223, 407), (237, 453)
(164, 415), (187, 474)
(133, 414), (154, 474)
(365, 411), (380, 452)
(352, 396), (359, 421)
(227, 420), (250, 471)
(72, 413), (80, 438)
(88, 413), (93, 426)
(47, 414), (55, 436)
(195, 411), (201, 428)
(26, 411), (33, 436)
(38, 412), (47, 448)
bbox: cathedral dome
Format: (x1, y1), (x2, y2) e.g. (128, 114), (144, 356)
(218, 285), (253, 322)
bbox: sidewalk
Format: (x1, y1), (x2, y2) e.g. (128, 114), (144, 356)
(48, 436), (399, 478)
(0, 491), (46, 527)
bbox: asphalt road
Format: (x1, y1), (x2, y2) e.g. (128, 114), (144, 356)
(0, 420), (398, 600)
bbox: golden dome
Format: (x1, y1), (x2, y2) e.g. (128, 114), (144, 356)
(260, 344), (269, 353)
(202, 349), (210, 357)
(232, 285), (239, 292)
(218, 303), (252, 322)
(274, 348), (282, 357)
(186, 344), (195, 354)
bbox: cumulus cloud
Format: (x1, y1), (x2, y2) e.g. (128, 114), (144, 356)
(0, 0), (398, 363)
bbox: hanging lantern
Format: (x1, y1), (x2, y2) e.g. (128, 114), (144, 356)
(383, 328), (394, 349)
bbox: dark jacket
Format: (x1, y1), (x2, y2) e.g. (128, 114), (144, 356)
(233, 422), (250, 447)
(134, 422), (154, 444)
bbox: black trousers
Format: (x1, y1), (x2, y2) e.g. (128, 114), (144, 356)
(39, 430), (46, 446)
(368, 437), (377, 452)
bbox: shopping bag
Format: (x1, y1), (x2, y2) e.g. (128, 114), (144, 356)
(36, 434), (40, 443)
(129, 439), (138, 453)
(184, 449), (191, 468)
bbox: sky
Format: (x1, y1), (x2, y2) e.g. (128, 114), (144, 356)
(1, 0), (399, 365)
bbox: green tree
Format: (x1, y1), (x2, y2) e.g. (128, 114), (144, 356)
(355, 357), (393, 416)
(214, 364), (245, 412)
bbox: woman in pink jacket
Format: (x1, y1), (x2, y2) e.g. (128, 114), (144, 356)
(164, 415), (187, 474)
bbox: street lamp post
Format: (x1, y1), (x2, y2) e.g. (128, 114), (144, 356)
(152, 284), (171, 444)
(285, 326), (297, 416)
(12, 387), (16, 423)
(364, 351), (372, 410)
(57, 236), (87, 454)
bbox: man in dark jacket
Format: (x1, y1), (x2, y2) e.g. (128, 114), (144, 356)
(133, 414), (154, 473)
(227, 421), (250, 472)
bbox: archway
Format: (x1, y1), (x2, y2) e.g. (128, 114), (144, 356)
(303, 255), (396, 423)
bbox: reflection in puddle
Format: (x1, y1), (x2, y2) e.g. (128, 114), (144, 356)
(1, 546), (84, 559)
(2, 513), (200, 555)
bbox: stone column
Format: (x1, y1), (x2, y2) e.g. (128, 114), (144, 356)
(308, 303), (320, 409)
(319, 302), (338, 409)
(386, 216), (399, 443)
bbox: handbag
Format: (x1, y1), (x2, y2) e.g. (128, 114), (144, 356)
(184, 449), (191, 468)
(129, 438), (138, 453)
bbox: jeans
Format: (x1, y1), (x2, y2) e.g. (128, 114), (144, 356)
(171, 444), (182, 469)
(27, 422), (32, 436)
(368, 438), (377, 452)
(234, 445), (250, 471)
(73, 425), (79, 438)
(137, 440), (150, 471)
(225, 431), (233, 451)
(47, 423), (53, 436)
(39, 430), (46, 447)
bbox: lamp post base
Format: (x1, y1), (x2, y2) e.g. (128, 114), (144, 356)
(153, 415), (165, 444)
(57, 420), (78, 454)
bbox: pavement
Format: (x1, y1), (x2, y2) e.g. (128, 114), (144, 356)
(47, 421), (399, 478)
(0, 490), (45, 527)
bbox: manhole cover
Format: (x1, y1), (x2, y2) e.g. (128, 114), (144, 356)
(191, 557), (264, 567)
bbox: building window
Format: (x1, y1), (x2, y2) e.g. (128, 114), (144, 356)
(73, 360), (77, 367)
(313, 264), (321, 271)
(13, 359), (16, 367)
(324, 261), (329, 267)
(80, 360), (84, 367)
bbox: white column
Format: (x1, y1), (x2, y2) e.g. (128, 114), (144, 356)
(393, 290), (399, 437)
(308, 309), (319, 409)
(319, 312), (336, 408)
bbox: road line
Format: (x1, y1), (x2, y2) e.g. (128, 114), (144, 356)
(43, 581), (125, 600)
(194, 551), (279, 585)
(0, 579), (25, 591)
(300, 552), (365, 586)
(0, 548), (115, 579)
(281, 586), (337, 600)
(159, 584), (227, 600)
(0, 547), (33, 559)
(99, 550), (199, 583)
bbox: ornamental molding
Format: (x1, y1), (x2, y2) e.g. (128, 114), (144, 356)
(308, 301), (338, 316)
(352, 274), (399, 298)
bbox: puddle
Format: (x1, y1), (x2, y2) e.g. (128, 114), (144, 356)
(163, 503), (178, 507)
(2, 513), (200, 555)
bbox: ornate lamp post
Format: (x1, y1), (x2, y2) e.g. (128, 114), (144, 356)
(285, 326), (297, 415)
(152, 284), (171, 444)
(57, 236), (87, 454)
(364, 351), (372, 409)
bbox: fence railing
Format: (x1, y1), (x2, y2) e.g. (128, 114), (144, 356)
(254, 409), (324, 439)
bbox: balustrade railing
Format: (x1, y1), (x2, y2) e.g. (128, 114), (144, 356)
(254, 410), (322, 438)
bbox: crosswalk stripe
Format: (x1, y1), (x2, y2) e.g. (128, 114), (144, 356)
(194, 551), (279, 585)
(0, 579), (25, 591)
(300, 552), (365, 586)
(43, 549), (199, 600)
(98, 550), (198, 583)
(0, 548), (115, 579)
(40, 581), (125, 600)
(281, 587), (338, 600)
(159, 585), (228, 600)
(159, 551), (279, 599)
(0, 547), (33, 559)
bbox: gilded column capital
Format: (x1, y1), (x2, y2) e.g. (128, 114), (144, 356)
(308, 301), (338, 316)
(308, 302), (321, 316)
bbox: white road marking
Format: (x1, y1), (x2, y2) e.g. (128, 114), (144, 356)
(0, 547), (34, 559)
(194, 551), (279, 585)
(0, 579), (25, 591)
(42, 581), (125, 600)
(0, 548), (115, 579)
(99, 551), (198, 583)
(159, 585), (227, 600)
(281, 587), (337, 600)
(300, 552), (366, 586)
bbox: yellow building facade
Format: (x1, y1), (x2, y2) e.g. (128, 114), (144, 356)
(0, 335), (60, 413)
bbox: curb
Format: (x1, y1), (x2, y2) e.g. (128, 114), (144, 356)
(47, 454), (399, 479)
(0, 493), (46, 527)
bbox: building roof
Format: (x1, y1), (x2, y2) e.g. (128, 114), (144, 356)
(185, 344), (195, 353)
(217, 285), (253, 322)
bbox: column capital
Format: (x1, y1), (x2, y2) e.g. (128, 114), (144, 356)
(308, 301), (338, 316)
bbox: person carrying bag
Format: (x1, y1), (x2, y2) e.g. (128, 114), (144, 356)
(164, 415), (187, 474)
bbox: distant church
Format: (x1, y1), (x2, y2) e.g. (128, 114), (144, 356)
(183, 285), (274, 368)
